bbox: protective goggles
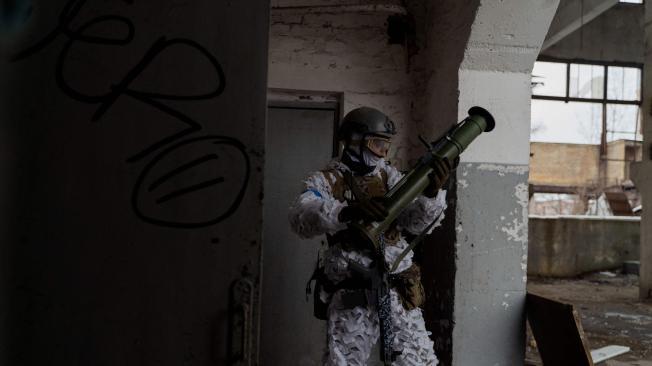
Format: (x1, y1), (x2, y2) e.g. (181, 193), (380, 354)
(364, 135), (392, 157)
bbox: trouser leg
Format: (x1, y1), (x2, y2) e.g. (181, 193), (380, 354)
(324, 303), (379, 366)
(389, 290), (439, 366)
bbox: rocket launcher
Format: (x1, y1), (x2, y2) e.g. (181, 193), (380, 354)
(349, 106), (496, 250)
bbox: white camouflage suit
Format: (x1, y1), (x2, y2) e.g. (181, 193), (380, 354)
(289, 156), (447, 366)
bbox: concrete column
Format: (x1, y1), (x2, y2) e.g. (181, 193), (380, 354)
(451, 1), (559, 364)
(631, 0), (652, 301)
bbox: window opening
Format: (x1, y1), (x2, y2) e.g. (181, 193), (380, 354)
(532, 59), (642, 145)
(530, 59), (643, 216)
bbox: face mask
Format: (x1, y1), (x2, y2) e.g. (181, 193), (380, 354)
(342, 133), (389, 174)
(362, 148), (382, 167)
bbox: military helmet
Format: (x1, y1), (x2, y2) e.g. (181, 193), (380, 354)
(337, 107), (397, 141)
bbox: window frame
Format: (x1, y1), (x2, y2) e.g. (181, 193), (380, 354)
(533, 57), (642, 106)
(532, 57), (643, 146)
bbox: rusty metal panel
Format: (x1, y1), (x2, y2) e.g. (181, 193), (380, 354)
(527, 292), (594, 366)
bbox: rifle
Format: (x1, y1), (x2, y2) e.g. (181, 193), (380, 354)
(347, 106), (495, 365)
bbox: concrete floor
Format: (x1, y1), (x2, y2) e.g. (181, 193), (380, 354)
(527, 272), (652, 364)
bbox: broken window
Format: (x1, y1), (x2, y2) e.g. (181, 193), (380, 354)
(531, 60), (642, 143)
(607, 66), (641, 101)
(569, 63), (604, 99)
(532, 61), (567, 97)
(606, 104), (641, 142)
(530, 59), (643, 217)
(531, 100), (602, 144)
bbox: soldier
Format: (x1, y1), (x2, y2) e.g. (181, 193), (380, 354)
(289, 107), (450, 366)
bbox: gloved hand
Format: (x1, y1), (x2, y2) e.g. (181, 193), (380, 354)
(422, 156), (452, 198)
(338, 197), (388, 223)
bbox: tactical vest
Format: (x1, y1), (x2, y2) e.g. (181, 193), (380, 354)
(321, 167), (402, 247)
(308, 166), (425, 315)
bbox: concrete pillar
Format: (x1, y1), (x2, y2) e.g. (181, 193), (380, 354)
(631, 0), (652, 301)
(450, 1), (559, 364)
(0, 1), (269, 364)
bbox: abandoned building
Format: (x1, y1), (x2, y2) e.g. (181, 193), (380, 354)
(0, 0), (650, 365)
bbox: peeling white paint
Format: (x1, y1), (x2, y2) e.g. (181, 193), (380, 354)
(477, 163), (529, 176)
(500, 182), (529, 284)
(456, 224), (463, 233)
(501, 219), (523, 242)
(516, 182), (530, 284)
(458, 179), (469, 188)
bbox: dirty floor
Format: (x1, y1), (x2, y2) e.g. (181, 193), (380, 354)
(527, 272), (652, 365)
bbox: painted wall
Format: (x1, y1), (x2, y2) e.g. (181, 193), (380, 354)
(529, 215), (640, 277)
(530, 141), (642, 189)
(541, 3), (644, 63)
(530, 142), (600, 187)
(605, 140), (643, 187)
(0, 1), (269, 364)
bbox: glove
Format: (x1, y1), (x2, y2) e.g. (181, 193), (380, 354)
(423, 156), (452, 198)
(338, 197), (388, 223)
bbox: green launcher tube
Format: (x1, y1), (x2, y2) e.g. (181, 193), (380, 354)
(351, 106), (496, 250)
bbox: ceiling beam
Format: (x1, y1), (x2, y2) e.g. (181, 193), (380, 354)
(542, 0), (618, 51)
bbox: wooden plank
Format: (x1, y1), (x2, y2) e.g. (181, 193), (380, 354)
(527, 292), (594, 366)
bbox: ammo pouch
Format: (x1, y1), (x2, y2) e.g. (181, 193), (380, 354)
(390, 264), (425, 311)
(306, 265), (373, 320)
(307, 263), (425, 319)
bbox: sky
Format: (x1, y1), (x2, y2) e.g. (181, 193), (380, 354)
(530, 61), (641, 144)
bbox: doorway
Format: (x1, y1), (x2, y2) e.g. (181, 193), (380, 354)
(260, 92), (341, 365)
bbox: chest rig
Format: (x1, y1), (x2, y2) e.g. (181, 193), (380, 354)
(307, 165), (425, 320)
(322, 167), (401, 247)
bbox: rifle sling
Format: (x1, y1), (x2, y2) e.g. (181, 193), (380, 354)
(389, 209), (444, 273)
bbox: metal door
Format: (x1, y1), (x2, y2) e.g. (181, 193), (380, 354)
(261, 101), (339, 365)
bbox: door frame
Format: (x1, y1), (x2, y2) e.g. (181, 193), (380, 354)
(267, 88), (343, 157)
(256, 89), (343, 364)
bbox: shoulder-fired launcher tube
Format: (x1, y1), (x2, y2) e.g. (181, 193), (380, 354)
(351, 106), (495, 249)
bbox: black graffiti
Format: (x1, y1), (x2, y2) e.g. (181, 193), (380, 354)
(13, 0), (227, 162)
(132, 136), (250, 228)
(12, 0), (249, 235)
